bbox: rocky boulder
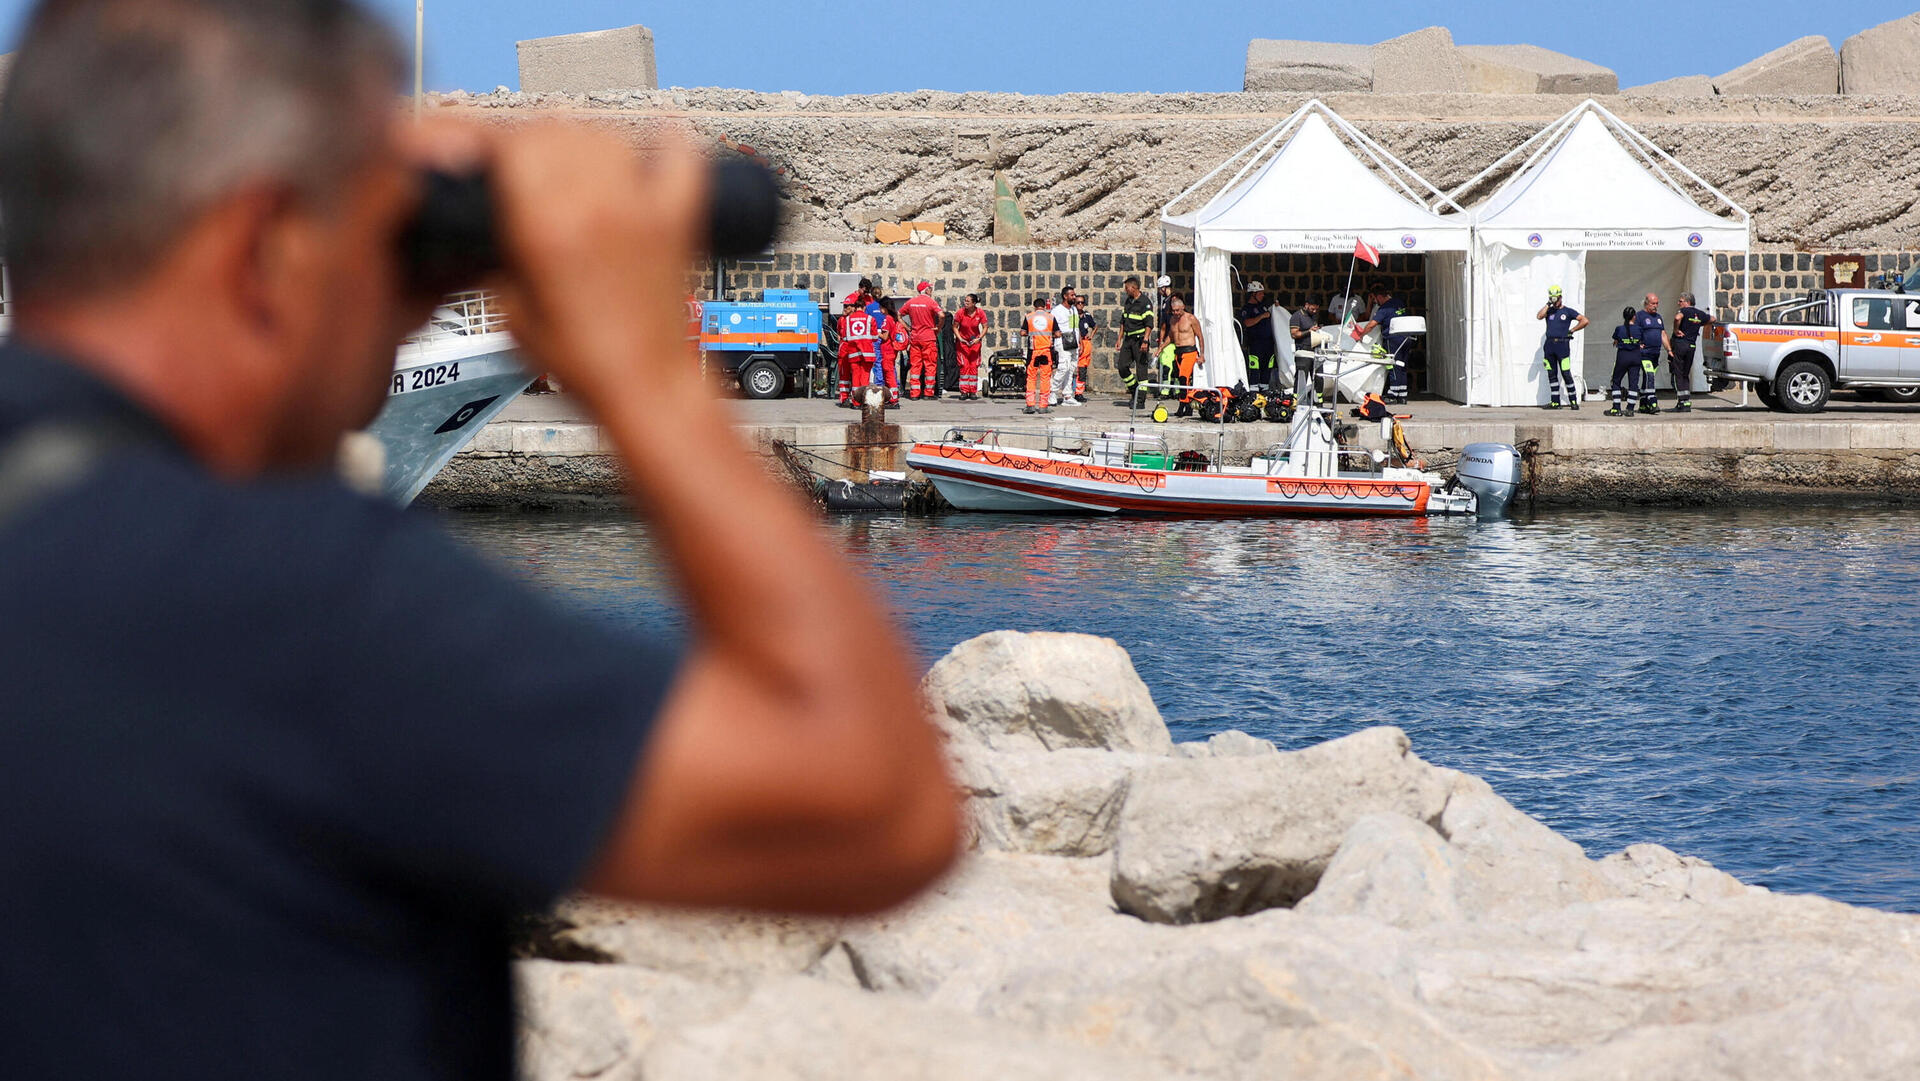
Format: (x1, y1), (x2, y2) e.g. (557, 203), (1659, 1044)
(1599, 842), (1751, 902)
(515, 961), (743, 1081)
(1437, 774), (1620, 920)
(1109, 726), (1451, 923)
(1244, 39), (1373, 93)
(1715, 35), (1840, 96)
(954, 747), (1145, 856)
(1621, 74), (1717, 97)
(535, 896), (840, 983)
(1175, 728), (1280, 758)
(1843, 14), (1920, 94)
(1372, 27), (1468, 94)
(1294, 812), (1464, 928)
(922, 631), (1174, 755)
(642, 976), (1196, 1081)
(835, 851), (1118, 995)
(1459, 44), (1617, 95)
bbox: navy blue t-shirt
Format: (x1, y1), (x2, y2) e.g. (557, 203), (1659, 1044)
(1374, 298), (1410, 353)
(1543, 306), (1581, 340)
(0, 345), (676, 1081)
(1672, 306), (1712, 349)
(1613, 324), (1644, 363)
(1238, 301), (1277, 357)
(1633, 311), (1665, 358)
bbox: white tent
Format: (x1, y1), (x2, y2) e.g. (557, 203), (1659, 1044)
(1446, 101), (1751, 407)
(1160, 101), (1470, 393)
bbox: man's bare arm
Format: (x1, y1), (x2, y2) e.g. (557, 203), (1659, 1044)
(489, 126), (960, 916)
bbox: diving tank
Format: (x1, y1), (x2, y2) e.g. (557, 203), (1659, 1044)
(1455, 442), (1522, 519)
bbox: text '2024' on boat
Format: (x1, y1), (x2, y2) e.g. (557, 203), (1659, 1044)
(908, 356), (1522, 520)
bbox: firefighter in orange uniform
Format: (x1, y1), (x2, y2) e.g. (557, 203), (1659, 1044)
(836, 294), (878, 408)
(953, 294), (987, 400)
(900, 281), (944, 401)
(1023, 296), (1055, 415)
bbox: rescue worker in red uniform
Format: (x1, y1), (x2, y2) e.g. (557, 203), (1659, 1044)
(836, 294), (878, 407)
(1023, 296), (1055, 415)
(874, 297), (902, 404)
(900, 281), (944, 401)
(953, 294), (987, 400)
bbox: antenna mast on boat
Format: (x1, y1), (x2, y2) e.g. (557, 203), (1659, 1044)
(412, 0), (424, 121)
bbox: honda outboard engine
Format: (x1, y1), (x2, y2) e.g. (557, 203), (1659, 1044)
(1456, 442), (1522, 519)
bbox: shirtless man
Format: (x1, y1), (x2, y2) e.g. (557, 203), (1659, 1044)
(1164, 297), (1205, 418)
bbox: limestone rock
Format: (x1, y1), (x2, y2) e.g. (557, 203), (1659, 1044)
(1110, 727), (1452, 923)
(945, 911), (1504, 1081)
(836, 851), (1118, 995)
(1621, 74), (1718, 97)
(516, 25), (656, 94)
(1437, 775), (1620, 919)
(1598, 842), (1750, 902)
(1842, 14), (1920, 94)
(1182, 729), (1280, 758)
(642, 976), (1195, 1081)
(1715, 35), (1839, 96)
(1459, 44), (1618, 95)
(1296, 812), (1464, 929)
(956, 747), (1142, 856)
(921, 631), (1174, 755)
(874, 221), (911, 244)
(541, 895), (840, 982)
(514, 961), (742, 1081)
(1371, 27), (1468, 94)
(1244, 39), (1373, 93)
(1401, 892), (1920, 1076)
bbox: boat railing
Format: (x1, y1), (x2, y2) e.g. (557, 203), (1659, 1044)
(940, 426), (1172, 462)
(405, 291), (509, 343)
(1255, 442), (1386, 477)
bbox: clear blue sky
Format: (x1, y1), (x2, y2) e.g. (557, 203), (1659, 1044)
(1, 1), (1915, 95)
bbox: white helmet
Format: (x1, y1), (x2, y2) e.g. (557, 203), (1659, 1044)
(1247, 280), (1266, 293)
(1156, 275), (1172, 288)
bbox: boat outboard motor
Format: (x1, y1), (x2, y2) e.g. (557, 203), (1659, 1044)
(1456, 442), (1522, 519)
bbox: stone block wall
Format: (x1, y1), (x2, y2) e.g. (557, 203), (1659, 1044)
(1713, 249), (1920, 313)
(517, 26), (657, 94)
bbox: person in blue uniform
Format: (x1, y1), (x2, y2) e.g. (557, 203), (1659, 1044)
(1606, 308), (1643, 416)
(1633, 294), (1671, 415)
(1535, 285), (1589, 410)
(1356, 284), (1412, 403)
(1668, 292), (1713, 413)
(1238, 281), (1279, 390)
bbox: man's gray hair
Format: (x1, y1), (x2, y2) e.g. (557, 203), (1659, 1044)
(0, 0), (403, 300)
(1680, 292), (1696, 305)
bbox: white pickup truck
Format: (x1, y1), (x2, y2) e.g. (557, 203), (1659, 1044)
(1704, 288), (1920, 412)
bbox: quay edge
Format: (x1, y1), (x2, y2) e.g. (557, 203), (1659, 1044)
(419, 412), (1920, 510)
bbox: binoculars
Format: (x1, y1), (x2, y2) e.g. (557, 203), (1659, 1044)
(398, 159), (784, 297)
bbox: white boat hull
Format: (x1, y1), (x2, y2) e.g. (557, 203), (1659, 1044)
(365, 330), (532, 505)
(908, 442), (1444, 518)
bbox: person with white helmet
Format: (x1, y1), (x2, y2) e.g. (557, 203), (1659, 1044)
(1238, 281), (1278, 390)
(1535, 284), (1590, 410)
(1154, 275), (1175, 351)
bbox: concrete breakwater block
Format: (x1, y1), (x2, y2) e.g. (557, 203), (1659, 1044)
(515, 629), (1920, 1081)
(1370, 26), (1468, 94)
(1243, 39), (1373, 93)
(1842, 13), (1920, 94)
(1715, 35), (1840, 96)
(517, 25), (657, 95)
(1458, 43), (1618, 95)
(1622, 74), (1718, 97)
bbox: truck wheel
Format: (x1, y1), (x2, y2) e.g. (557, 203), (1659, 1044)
(1883, 386), (1920, 403)
(1774, 361), (1831, 414)
(1755, 382), (1780, 409)
(739, 359), (786, 400)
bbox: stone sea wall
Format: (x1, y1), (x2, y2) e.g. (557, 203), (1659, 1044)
(514, 630), (1920, 1080)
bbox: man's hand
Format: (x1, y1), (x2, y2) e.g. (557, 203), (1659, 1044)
(486, 125), (709, 411)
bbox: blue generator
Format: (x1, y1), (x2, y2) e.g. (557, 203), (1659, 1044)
(700, 288), (827, 399)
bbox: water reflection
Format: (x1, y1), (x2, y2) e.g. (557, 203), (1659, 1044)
(441, 504), (1920, 912)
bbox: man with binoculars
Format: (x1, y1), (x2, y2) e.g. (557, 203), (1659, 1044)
(0, 3), (961, 1080)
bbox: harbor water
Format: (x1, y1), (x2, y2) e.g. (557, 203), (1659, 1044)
(445, 505), (1920, 913)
